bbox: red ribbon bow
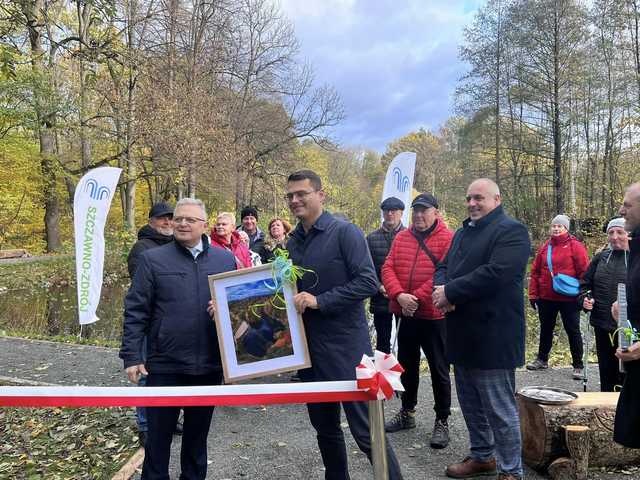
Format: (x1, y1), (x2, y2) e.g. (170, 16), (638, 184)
(355, 351), (405, 400)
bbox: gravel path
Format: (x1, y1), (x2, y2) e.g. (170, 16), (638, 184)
(0, 336), (631, 479)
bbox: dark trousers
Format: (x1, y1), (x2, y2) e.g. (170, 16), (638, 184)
(397, 316), (451, 418)
(373, 312), (393, 354)
(594, 325), (625, 392)
(142, 372), (222, 480)
(537, 300), (584, 368)
(307, 400), (403, 480)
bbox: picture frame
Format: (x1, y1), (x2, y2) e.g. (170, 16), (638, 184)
(208, 264), (311, 383)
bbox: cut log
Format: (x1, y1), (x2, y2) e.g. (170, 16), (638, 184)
(548, 457), (575, 480)
(518, 392), (640, 470)
(0, 249), (29, 259)
(564, 426), (590, 480)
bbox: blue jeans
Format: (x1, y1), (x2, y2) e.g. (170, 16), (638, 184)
(136, 374), (148, 433)
(454, 365), (523, 477)
(135, 337), (148, 433)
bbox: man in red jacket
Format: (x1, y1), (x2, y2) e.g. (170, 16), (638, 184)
(381, 193), (454, 449)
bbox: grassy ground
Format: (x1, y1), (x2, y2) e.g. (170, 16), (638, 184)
(0, 404), (139, 480)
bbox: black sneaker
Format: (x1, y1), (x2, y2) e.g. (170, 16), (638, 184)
(526, 358), (548, 371)
(384, 408), (416, 432)
(430, 417), (449, 449)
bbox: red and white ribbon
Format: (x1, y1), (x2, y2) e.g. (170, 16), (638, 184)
(355, 351), (405, 400)
(0, 381), (375, 408)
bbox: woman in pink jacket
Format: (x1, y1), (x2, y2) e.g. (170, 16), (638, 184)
(210, 212), (252, 268)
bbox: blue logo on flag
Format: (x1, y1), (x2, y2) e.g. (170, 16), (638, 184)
(393, 167), (410, 192)
(84, 178), (112, 200)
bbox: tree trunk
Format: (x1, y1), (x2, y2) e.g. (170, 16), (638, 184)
(22, 0), (62, 252)
(518, 392), (640, 471)
(553, 10), (563, 214)
(40, 122), (62, 252)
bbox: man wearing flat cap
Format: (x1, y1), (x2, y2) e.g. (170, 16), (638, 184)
(366, 196), (406, 354)
(128, 202), (174, 279)
(127, 201), (182, 445)
(381, 193), (453, 449)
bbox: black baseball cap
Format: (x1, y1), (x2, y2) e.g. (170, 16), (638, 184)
(380, 197), (405, 211)
(148, 202), (174, 218)
(411, 193), (438, 209)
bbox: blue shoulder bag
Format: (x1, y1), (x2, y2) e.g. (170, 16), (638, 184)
(546, 243), (580, 297)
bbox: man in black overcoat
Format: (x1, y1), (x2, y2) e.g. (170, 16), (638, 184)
(613, 182), (640, 448)
(433, 178), (531, 480)
(285, 169), (403, 480)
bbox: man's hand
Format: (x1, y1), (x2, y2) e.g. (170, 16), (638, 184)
(616, 342), (640, 362)
(294, 292), (318, 313)
(432, 285), (453, 311)
(126, 364), (148, 384)
(397, 293), (418, 315)
(612, 301), (619, 321)
(379, 285), (388, 298)
(207, 299), (217, 318)
(583, 297), (595, 311)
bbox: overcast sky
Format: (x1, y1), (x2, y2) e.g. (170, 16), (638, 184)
(279, 0), (485, 153)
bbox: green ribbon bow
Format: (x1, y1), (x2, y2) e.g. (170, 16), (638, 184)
(249, 248), (317, 317)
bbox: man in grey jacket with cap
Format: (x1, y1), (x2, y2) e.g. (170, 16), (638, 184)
(366, 196), (405, 353)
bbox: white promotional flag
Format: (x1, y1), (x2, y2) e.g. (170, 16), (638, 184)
(74, 167), (122, 325)
(381, 152), (416, 227)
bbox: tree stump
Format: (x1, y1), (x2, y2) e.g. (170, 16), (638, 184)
(565, 425), (590, 480)
(518, 392), (640, 471)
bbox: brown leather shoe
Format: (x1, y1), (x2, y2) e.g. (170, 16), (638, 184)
(445, 456), (497, 478)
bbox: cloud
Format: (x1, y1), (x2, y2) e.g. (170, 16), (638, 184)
(279, 0), (484, 152)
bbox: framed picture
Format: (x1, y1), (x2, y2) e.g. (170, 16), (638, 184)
(208, 264), (311, 382)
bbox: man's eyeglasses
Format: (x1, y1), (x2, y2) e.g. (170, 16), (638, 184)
(173, 216), (205, 225)
(284, 190), (316, 202)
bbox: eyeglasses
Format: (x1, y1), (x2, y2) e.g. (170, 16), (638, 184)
(173, 216), (205, 225)
(284, 190), (317, 202)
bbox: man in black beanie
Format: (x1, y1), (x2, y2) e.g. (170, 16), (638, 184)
(238, 206), (265, 252)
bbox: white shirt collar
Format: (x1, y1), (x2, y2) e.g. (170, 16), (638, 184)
(188, 239), (203, 259)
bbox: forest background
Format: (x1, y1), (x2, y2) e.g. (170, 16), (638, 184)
(2, 0), (640, 255)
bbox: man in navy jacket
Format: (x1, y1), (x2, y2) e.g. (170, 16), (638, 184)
(285, 170), (403, 480)
(120, 198), (236, 480)
(433, 179), (531, 480)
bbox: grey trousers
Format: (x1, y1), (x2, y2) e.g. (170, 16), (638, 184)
(454, 365), (523, 477)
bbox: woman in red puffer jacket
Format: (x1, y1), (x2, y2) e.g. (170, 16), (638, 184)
(527, 214), (589, 379)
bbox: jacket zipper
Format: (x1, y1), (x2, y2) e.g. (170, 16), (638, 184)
(194, 254), (201, 372)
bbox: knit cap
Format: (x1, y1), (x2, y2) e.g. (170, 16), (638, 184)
(606, 217), (626, 232)
(551, 214), (570, 231)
